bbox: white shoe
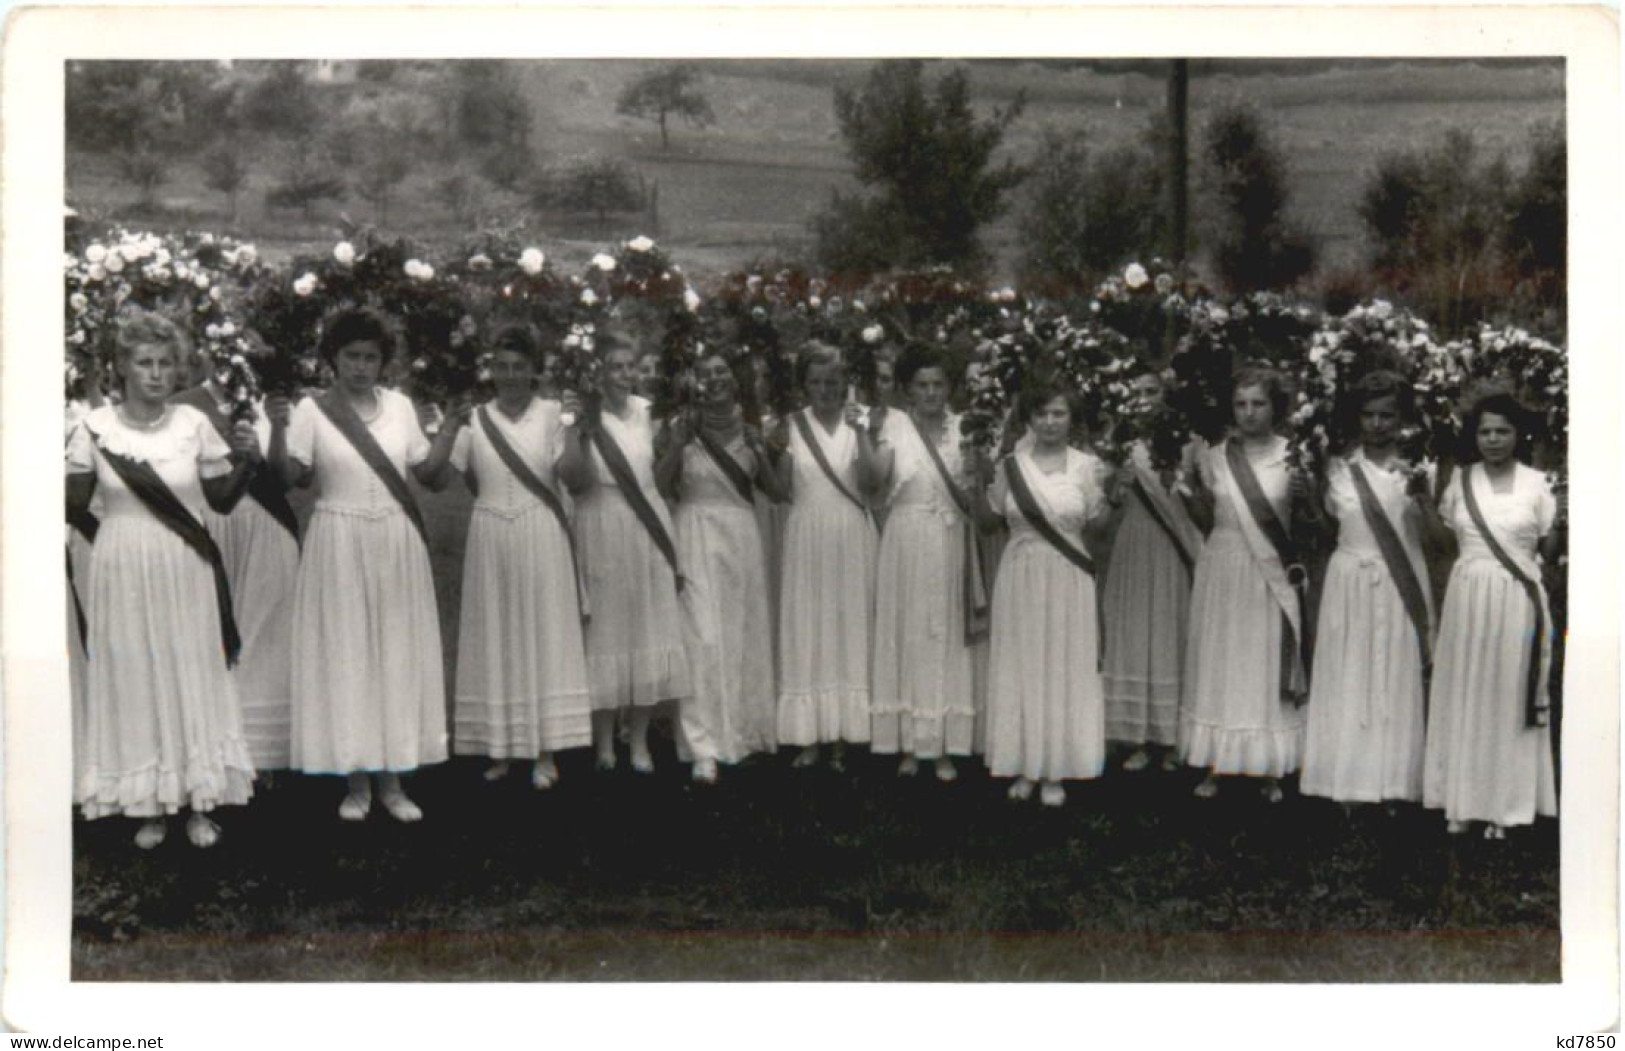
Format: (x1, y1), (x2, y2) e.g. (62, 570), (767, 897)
(1193, 775), (1219, 800)
(1122, 749), (1151, 772)
(792, 745), (820, 769)
(380, 790), (423, 823)
(1260, 779), (1284, 804)
(1007, 777), (1035, 802)
(134, 820), (167, 850)
(483, 761), (511, 783)
(338, 791), (372, 822)
(1483, 823), (1507, 841)
(1446, 819), (1470, 835)
(1040, 782), (1066, 807)
(692, 758), (719, 784)
(934, 757), (958, 783)
(532, 757), (559, 790)
(186, 813), (221, 849)
(896, 755), (920, 778)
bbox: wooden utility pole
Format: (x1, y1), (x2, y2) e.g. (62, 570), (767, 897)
(1168, 59), (1189, 266)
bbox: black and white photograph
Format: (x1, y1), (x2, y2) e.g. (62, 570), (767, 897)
(3, 3), (1619, 1046)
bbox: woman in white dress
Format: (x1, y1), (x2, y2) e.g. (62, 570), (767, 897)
(66, 310), (262, 849)
(1420, 392), (1562, 838)
(1301, 371), (1435, 806)
(654, 350), (786, 776)
(769, 342), (882, 771)
(173, 360), (300, 775)
(449, 326), (592, 789)
(557, 334), (695, 774)
(1179, 367), (1310, 802)
(870, 344), (985, 782)
(267, 308), (463, 823)
(1101, 371), (1201, 772)
(974, 386), (1111, 807)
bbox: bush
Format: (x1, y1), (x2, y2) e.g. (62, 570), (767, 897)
(118, 148), (168, 210)
(813, 60), (1027, 278)
(201, 143), (248, 224)
(453, 62), (531, 152)
(1200, 105), (1314, 292)
(1504, 120), (1565, 300)
(265, 155), (346, 219)
(532, 155), (644, 229)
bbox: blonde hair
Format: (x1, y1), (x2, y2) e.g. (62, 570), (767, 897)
(114, 309), (189, 372)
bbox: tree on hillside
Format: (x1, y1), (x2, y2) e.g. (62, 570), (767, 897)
(615, 64), (716, 151)
(202, 142), (249, 226)
(813, 60), (1027, 277)
(1017, 125), (1168, 294)
(1504, 120), (1565, 298)
(119, 147), (168, 211)
(453, 62), (532, 151)
(1200, 105), (1313, 292)
(352, 125), (415, 226)
(242, 63), (323, 160)
(533, 155), (644, 232)
(266, 152), (346, 221)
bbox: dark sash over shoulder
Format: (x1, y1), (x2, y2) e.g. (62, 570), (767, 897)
(1347, 461), (1433, 695)
(1461, 464), (1549, 728)
(477, 406), (590, 623)
(911, 414), (990, 644)
(173, 387), (300, 543)
(1224, 439), (1313, 702)
(1131, 476), (1196, 575)
(792, 410), (874, 527)
(589, 425), (685, 592)
(1004, 454), (1103, 666)
(315, 391), (428, 549)
(65, 507), (98, 648)
(695, 427), (755, 506)
(85, 428), (241, 667)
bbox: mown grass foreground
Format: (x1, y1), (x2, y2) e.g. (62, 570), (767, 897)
(72, 748), (1558, 983)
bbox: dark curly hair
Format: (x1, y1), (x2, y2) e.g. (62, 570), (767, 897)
(1460, 389), (1536, 464)
(318, 307), (396, 366)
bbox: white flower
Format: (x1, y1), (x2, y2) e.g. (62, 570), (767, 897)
(518, 247), (545, 275)
(87, 265), (106, 282)
(580, 288), (599, 307)
(1124, 263), (1149, 289)
(404, 259), (434, 280)
(149, 267), (171, 283)
(205, 323), (222, 340)
(104, 253), (125, 274)
(808, 296), (822, 309)
(219, 321), (236, 337)
(68, 329), (85, 345)
(563, 333), (582, 349)
(69, 292), (89, 313)
(683, 287), (701, 313)
(333, 241), (357, 266)
(581, 336), (595, 352)
(194, 273), (211, 290)
(469, 253), (493, 272)
(209, 286), (222, 301)
(118, 243), (142, 263)
(85, 244), (107, 265)
(861, 324), (884, 345)
(154, 248), (171, 267)
(293, 272), (318, 297)
(591, 253), (616, 272)
(174, 263), (190, 281)
(237, 244), (257, 267)
(626, 235), (654, 253)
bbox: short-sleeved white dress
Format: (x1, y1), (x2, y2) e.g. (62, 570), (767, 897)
(1422, 462), (1558, 827)
(674, 435), (777, 762)
(1301, 452), (1433, 803)
(574, 396), (693, 709)
(1179, 436), (1308, 776)
(450, 397), (592, 757)
(285, 388), (449, 773)
(67, 404), (255, 818)
(776, 410), (878, 746)
(871, 411), (981, 758)
(1100, 441), (1201, 747)
(985, 447), (1110, 782)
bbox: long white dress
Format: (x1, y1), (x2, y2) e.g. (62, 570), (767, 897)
(985, 447), (1109, 782)
(674, 436), (777, 762)
(1179, 436), (1307, 776)
(1301, 452), (1433, 803)
(776, 410), (878, 746)
(450, 398), (592, 757)
(67, 405), (256, 817)
(285, 388), (449, 773)
(871, 411), (981, 758)
(575, 395), (693, 710)
(1101, 441), (1200, 747)
(1422, 462), (1558, 827)
(179, 392), (300, 770)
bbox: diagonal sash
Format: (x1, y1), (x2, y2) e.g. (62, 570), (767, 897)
(1131, 476), (1197, 575)
(65, 507), (98, 649)
(1222, 440), (1311, 703)
(86, 429), (241, 667)
(315, 391), (429, 550)
(792, 410), (874, 526)
(589, 425), (685, 592)
(1347, 460), (1433, 696)
(1004, 453), (1103, 666)
(910, 414), (990, 644)
(173, 387), (301, 544)
(1461, 464), (1550, 728)
(478, 405), (590, 623)
(67, 548), (88, 649)
(695, 427), (755, 507)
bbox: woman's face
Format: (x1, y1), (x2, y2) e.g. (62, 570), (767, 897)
(1130, 373), (1165, 412)
(908, 366), (949, 418)
(1232, 383), (1275, 437)
(696, 355), (736, 407)
(635, 353), (661, 397)
(121, 342), (180, 405)
(334, 340), (384, 394)
(601, 348), (637, 400)
(873, 358), (896, 404)
(1029, 395), (1072, 448)
(489, 348), (535, 400)
(1476, 411), (1518, 466)
(537, 352), (559, 392)
(1359, 394), (1401, 448)
(804, 359), (846, 413)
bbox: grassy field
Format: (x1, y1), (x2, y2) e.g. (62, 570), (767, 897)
(65, 59), (1564, 280)
(70, 480), (1560, 983)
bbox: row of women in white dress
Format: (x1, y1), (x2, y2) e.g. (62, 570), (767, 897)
(66, 311), (1563, 845)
